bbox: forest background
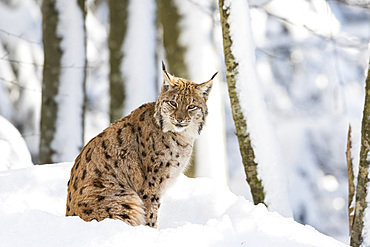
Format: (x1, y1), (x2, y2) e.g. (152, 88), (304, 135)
(0, 0), (369, 244)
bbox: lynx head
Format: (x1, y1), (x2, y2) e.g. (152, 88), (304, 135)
(154, 63), (217, 137)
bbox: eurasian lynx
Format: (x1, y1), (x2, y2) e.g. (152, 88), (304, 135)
(66, 63), (216, 228)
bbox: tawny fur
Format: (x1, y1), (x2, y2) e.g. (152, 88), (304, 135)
(66, 65), (215, 228)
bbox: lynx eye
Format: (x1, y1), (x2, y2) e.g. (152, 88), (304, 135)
(187, 105), (197, 110)
(167, 101), (177, 108)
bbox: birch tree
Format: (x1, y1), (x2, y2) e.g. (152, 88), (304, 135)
(218, 0), (291, 216)
(350, 56), (370, 247)
(219, 0), (264, 205)
(39, 0), (87, 164)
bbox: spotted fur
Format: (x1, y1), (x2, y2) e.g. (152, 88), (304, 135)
(66, 64), (215, 228)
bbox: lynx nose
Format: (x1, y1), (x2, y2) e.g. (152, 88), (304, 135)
(176, 117), (184, 123)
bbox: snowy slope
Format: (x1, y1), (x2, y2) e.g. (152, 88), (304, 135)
(0, 115), (33, 171)
(0, 163), (348, 247)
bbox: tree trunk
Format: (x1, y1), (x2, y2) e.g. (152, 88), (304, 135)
(78, 0), (87, 148)
(157, 0), (195, 176)
(108, 0), (128, 123)
(347, 125), (355, 233)
(39, 0), (86, 164)
(218, 0), (265, 205)
(39, 0), (62, 164)
(157, 0), (188, 79)
(351, 58), (370, 247)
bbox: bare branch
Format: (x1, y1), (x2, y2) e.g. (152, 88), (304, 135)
(0, 29), (41, 45)
(0, 77), (41, 93)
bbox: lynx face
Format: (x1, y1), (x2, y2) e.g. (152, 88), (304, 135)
(155, 67), (216, 137)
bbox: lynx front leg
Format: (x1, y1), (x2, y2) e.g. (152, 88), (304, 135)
(138, 186), (161, 228)
(143, 196), (161, 228)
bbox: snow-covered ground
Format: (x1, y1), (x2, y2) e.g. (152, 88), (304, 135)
(0, 115), (33, 171)
(0, 0), (369, 244)
(0, 163), (348, 247)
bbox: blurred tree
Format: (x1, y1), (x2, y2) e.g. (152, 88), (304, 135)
(350, 57), (370, 247)
(157, 0), (195, 177)
(108, 0), (128, 123)
(218, 0), (265, 205)
(39, 0), (86, 164)
(39, 0), (62, 164)
(156, 0), (188, 79)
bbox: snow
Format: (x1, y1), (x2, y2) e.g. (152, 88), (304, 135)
(0, 0), (43, 159)
(176, 0), (228, 183)
(0, 115), (33, 171)
(0, 39), (15, 120)
(121, 0), (157, 116)
(253, 0), (367, 239)
(84, 8), (110, 141)
(0, 163), (348, 247)
(223, 0), (292, 217)
(264, 0), (340, 39)
(0, 0), (369, 244)
(52, 0), (86, 162)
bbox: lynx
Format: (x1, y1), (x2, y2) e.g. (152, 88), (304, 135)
(66, 63), (217, 228)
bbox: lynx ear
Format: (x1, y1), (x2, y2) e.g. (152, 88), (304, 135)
(197, 72), (217, 100)
(162, 62), (175, 92)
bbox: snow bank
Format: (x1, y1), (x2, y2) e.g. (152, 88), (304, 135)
(0, 115), (33, 171)
(0, 163), (347, 247)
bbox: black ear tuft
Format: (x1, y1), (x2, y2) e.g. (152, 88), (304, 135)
(161, 62), (175, 91)
(210, 72), (218, 80)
